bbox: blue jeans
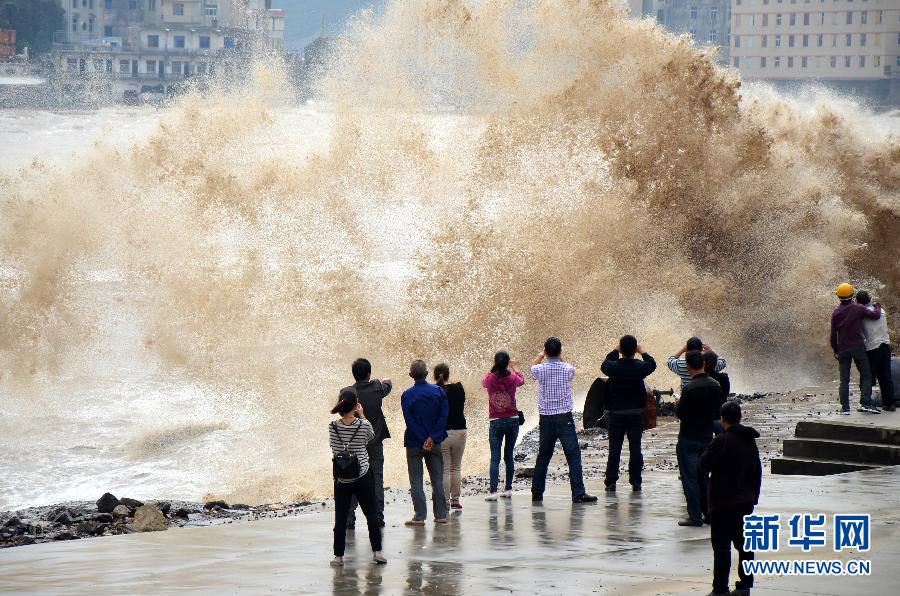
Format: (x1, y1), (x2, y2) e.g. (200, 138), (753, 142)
(532, 412), (586, 501)
(406, 446), (448, 521)
(604, 412), (643, 487)
(677, 438), (709, 523)
(489, 417), (520, 492)
(838, 345), (873, 410)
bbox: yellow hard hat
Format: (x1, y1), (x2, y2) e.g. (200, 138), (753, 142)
(836, 283), (855, 299)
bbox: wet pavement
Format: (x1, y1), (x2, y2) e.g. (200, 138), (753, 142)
(1, 464), (898, 595)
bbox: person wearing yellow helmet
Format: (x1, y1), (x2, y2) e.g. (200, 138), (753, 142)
(830, 283), (883, 414)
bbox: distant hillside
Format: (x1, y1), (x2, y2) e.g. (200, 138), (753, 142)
(275, 0), (384, 53)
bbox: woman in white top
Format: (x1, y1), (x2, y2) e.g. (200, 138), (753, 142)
(329, 388), (386, 566)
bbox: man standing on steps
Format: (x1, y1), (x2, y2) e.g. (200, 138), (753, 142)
(530, 337), (598, 504)
(856, 291), (895, 412)
(600, 335), (656, 493)
(344, 358), (392, 530)
(675, 350), (720, 527)
(700, 400), (761, 596)
(831, 283), (882, 414)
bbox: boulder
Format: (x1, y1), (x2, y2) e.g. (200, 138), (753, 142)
(132, 505), (167, 532)
(52, 511), (74, 526)
(516, 466), (535, 479)
(76, 520), (98, 534)
(173, 508), (192, 519)
(153, 501), (171, 516)
(96, 493), (120, 514)
(3, 517), (22, 528)
(203, 500), (228, 510)
(112, 505), (130, 519)
(93, 513), (114, 523)
(120, 498), (144, 510)
(230, 503), (250, 510)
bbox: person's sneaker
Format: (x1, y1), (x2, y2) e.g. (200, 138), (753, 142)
(379, 520), (386, 528)
(450, 501), (463, 510)
(729, 588), (751, 596)
(678, 518), (704, 527)
(573, 494), (598, 503)
(532, 495), (543, 503)
(703, 516), (711, 525)
(604, 484), (616, 492)
(859, 405), (881, 414)
(840, 409), (851, 415)
(404, 519), (425, 526)
(330, 556), (344, 567)
(434, 518), (449, 524)
(499, 489), (513, 499)
(372, 552), (387, 565)
(884, 404), (897, 412)
(484, 492), (498, 501)
(631, 484), (641, 492)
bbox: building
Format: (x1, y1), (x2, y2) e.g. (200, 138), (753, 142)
(730, 0), (900, 104)
(629, 0), (732, 64)
(53, 1), (285, 98)
(0, 29), (15, 61)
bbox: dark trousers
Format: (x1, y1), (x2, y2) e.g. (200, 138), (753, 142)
(867, 343), (896, 407)
(333, 470), (382, 557)
(532, 412), (586, 501)
(489, 417), (520, 492)
(710, 503), (755, 593)
(406, 445), (448, 521)
(604, 412), (643, 488)
(838, 346), (873, 410)
(347, 441), (385, 526)
(677, 438), (709, 523)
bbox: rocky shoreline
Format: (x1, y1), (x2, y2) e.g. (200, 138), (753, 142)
(0, 389), (826, 549)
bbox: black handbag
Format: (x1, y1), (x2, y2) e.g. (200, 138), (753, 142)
(331, 421), (362, 480)
(518, 410), (525, 426)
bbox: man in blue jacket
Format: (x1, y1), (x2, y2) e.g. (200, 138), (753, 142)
(601, 335), (656, 492)
(401, 360), (449, 525)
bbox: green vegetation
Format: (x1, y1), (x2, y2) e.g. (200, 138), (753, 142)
(0, 0), (64, 56)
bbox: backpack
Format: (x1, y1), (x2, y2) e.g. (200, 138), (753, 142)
(331, 421), (362, 480)
(643, 389), (658, 431)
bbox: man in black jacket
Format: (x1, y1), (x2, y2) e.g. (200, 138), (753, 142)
(344, 358), (392, 529)
(675, 350), (721, 527)
(700, 400), (762, 596)
(600, 335), (656, 492)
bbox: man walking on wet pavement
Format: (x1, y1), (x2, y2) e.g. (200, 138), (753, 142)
(344, 358), (392, 529)
(831, 283), (883, 414)
(600, 335), (656, 492)
(675, 350), (720, 527)
(856, 291), (895, 412)
(700, 400), (761, 596)
(401, 360), (450, 525)
(530, 337), (598, 503)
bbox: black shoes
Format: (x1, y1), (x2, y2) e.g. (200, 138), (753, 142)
(631, 484), (641, 492)
(532, 495), (543, 503)
(573, 494), (598, 503)
(604, 484), (616, 492)
(678, 517), (704, 527)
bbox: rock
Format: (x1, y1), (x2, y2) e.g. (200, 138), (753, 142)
(96, 492), (120, 514)
(516, 466), (535, 479)
(203, 500), (228, 510)
(120, 497), (144, 510)
(230, 503), (250, 510)
(112, 505), (130, 518)
(93, 513), (114, 523)
(3, 517), (22, 528)
(132, 505), (167, 532)
(16, 536), (36, 546)
(52, 530), (76, 541)
(76, 520), (98, 534)
(173, 508), (192, 519)
(52, 511), (74, 526)
(153, 501), (171, 516)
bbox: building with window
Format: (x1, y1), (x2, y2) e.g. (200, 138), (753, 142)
(54, 0), (286, 98)
(730, 0), (900, 105)
(629, 0), (732, 64)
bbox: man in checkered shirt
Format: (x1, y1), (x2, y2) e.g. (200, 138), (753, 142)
(529, 337), (598, 504)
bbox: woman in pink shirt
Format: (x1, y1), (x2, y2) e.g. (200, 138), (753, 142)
(483, 351), (525, 500)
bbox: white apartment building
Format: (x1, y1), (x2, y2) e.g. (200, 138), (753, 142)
(55, 0), (285, 96)
(730, 0), (900, 103)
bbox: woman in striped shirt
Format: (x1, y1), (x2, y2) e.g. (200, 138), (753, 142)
(329, 388), (387, 566)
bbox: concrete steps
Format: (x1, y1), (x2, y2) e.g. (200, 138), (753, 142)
(771, 418), (900, 475)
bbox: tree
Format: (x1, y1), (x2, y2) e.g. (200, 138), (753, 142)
(0, 0), (65, 57)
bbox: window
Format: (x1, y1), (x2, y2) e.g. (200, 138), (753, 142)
(789, 34), (795, 47)
(803, 12), (810, 25)
(88, 17), (94, 33)
(763, 35), (768, 47)
(72, 16), (78, 32)
(223, 36), (234, 49)
(72, 0), (77, 7)
(105, 0), (112, 9)
(845, 34), (851, 47)
(747, 36), (754, 48)
(846, 11), (852, 24)
(873, 34), (880, 45)
(746, 57), (753, 68)
(831, 34), (836, 47)
(146, 60), (156, 73)
(104, 26), (113, 37)
(709, 31), (718, 44)
(174, 35), (185, 48)
(89, 0), (94, 8)
(859, 55), (865, 67)
(874, 55), (880, 67)
(801, 56), (808, 67)
(748, 14), (755, 27)
(788, 56), (794, 67)
(67, 58), (77, 73)
(874, 10), (881, 24)
(128, 0), (137, 8)
(776, 13), (782, 26)
(711, 7), (718, 20)
(775, 34), (782, 47)
(775, 56), (781, 67)
(897, 56), (900, 68)
(819, 12), (825, 25)
(205, 2), (218, 17)
(174, 3), (184, 16)
(860, 34), (866, 47)
(691, 6), (698, 19)
(657, 9), (664, 21)
(735, 35), (741, 48)
(761, 57), (767, 67)
(789, 13), (796, 26)
(763, 14), (769, 26)
(861, 11), (867, 24)
(172, 61), (181, 75)
(830, 56), (836, 67)
(147, 35), (159, 48)
(199, 36), (210, 49)
(105, 59), (112, 73)
(817, 34), (823, 47)
(120, 60), (130, 73)
(197, 62), (207, 75)
(844, 56), (851, 67)
(149, 0), (156, 11)
(802, 35), (808, 47)
(733, 57), (740, 67)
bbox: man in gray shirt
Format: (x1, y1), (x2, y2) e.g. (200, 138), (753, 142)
(857, 291), (895, 411)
